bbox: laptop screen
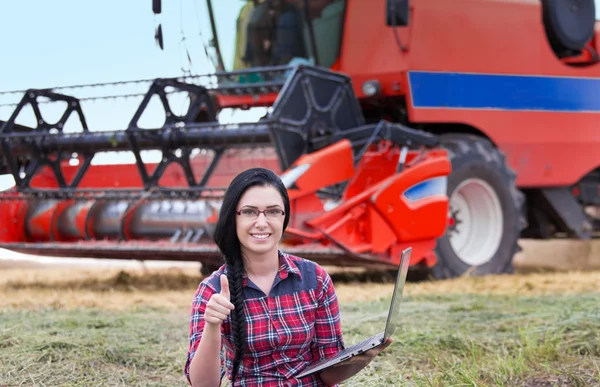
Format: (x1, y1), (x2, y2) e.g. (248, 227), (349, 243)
(383, 247), (411, 339)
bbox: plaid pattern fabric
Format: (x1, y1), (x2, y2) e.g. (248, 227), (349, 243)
(185, 251), (345, 386)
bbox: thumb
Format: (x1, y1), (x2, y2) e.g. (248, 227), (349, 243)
(220, 274), (230, 300)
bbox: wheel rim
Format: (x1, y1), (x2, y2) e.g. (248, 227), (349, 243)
(447, 178), (503, 266)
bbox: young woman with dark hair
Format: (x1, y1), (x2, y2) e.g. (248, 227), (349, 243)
(184, 167), (391, 387)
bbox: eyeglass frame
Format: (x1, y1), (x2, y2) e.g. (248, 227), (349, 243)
(235, 208), (286, 219)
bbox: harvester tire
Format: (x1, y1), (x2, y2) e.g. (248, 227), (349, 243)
(432, 134), (526, 279)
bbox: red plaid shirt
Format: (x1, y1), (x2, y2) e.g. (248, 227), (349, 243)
(185, 251), (345, 386)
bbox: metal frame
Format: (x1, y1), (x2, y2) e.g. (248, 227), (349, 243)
(0, 65), (439, 203)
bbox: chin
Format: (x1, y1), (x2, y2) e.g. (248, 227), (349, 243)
(248, 242), (277, 255)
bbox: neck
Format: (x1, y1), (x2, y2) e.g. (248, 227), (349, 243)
(242, 248), (280, 278)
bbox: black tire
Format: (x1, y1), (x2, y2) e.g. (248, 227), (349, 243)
(432, 134), (527, 279)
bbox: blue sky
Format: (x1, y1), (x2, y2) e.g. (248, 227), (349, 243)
(0, 0), (247, 127)
(0, 1), (599, 190)
(0, 1), (247, 88)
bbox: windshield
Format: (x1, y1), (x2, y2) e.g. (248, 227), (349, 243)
(597, 0), (600, 20)
(202, 0), (347, 72)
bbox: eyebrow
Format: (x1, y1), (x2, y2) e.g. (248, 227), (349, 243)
(240, 205), (283, 209)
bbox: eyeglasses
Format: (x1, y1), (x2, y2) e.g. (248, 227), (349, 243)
(236, 208), (285, 220)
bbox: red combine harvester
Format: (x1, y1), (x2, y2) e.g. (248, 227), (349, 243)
(0, 0), (597, 278)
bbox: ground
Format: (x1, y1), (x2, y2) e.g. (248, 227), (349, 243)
(1, 239), (599, 386)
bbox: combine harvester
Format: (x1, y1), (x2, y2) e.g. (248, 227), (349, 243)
(0, 0), (598, 279)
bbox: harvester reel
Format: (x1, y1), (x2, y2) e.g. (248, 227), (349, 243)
(126, 78), (220, 190)
(0, 89), (93, 190)
(267, 65), (365, 172)
(541, 0), (596, 58)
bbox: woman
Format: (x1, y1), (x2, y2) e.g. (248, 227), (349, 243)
(184, 167), (391, 387)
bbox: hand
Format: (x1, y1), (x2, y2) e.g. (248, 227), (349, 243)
(318, 338), (394, 385)
(331, 337), (394, 369)
(351, 337), (392, 363)
(204, 275), (235, 326)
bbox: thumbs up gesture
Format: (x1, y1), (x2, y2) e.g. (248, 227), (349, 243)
(205, 275), (235, 326)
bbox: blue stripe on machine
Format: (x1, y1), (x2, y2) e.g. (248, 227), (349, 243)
(403, 176), (447, 202)
(407, 71), (600, 113)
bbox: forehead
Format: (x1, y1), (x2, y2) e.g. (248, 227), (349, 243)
(238, 185), (284, 207)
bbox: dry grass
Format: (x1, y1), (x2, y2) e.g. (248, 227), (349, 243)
(1, 264), (600, 312)
(1, 245), (600, 386)
(1, 268), (599, 386)
(0, 267), (197, 311)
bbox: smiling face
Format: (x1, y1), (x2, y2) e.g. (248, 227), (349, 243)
(236, 184), (286, 260)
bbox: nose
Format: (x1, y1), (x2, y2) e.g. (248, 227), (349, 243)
(255, 212), (268, 227)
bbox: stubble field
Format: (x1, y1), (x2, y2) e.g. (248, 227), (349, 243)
(1, 239), (600, 386)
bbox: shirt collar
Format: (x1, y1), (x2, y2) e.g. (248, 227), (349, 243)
(277, 250), (302, 281)
(228, 250), (302, 286)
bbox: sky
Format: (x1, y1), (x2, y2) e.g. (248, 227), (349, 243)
(0, 1), (249, 88)
(0, 0), (599, 190)
(0, 0), (251, 124)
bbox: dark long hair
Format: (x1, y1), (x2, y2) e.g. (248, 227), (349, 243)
(213, 167), (290, 385)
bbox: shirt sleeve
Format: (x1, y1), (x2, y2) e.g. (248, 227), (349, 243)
(184, 279), (226, 386)
(312, 266), (345, 361)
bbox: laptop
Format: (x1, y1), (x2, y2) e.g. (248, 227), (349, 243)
(296, 247), (412, 378)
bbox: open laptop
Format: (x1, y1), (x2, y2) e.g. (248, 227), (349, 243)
(296, 247), (412, 378)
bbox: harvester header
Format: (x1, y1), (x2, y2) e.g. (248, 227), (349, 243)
(0, 65), (451, 274)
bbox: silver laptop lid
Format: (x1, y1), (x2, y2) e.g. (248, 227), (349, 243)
(383, 247), (411, 340)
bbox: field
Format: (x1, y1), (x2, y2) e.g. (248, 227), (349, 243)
(1, 240), (600, 386)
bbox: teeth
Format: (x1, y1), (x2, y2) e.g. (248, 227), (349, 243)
(252, 234), (269, 239)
